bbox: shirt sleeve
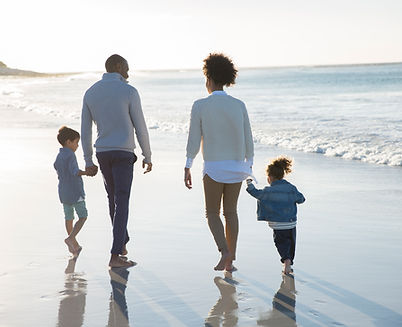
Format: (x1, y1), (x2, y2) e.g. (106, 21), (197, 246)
(185, 157), (193, 169)
(243, 104), (254, 161)
(129, 89), (152, 163)
(186, 102), (202, 159)
(81, 96), (94, 167)
(68, 154), (80, 176)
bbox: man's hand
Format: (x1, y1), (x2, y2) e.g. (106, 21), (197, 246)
(142, 160), (152, 174)
(86, 165), (98, 177)
(246, 178), (253, 185)
(184, 167), (192, 189)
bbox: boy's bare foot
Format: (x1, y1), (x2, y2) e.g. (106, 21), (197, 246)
(64, 237), (76, 254)
(283, 259), (292, 274)
(214, 250), (230, 271)
(109, 255), (136, 268)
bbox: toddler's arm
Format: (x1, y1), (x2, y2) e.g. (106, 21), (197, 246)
(245, 180), (264, 200)
(295, 189), (305, 204)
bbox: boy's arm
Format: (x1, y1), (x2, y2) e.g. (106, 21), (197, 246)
(246, 182), (265, 200)
(68, 155), (84, 177)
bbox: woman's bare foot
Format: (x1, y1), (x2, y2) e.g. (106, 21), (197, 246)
(214, 250), (230, 271)
(73, 245), (82, 257)
(64, 237), (76, 254)
(109, 254), (136, 268)
(283, 259), (292, 274)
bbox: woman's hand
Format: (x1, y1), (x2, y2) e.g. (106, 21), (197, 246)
(184, 167), (192, 189)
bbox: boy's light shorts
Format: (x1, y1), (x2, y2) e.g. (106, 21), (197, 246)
(63, 201), (88, 220)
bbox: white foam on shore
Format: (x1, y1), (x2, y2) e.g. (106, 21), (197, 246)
(1, 66), (402, 167)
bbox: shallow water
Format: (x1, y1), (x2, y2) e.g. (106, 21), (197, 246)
(1, 63), (402, 166)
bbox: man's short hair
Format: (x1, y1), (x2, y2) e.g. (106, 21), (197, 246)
(57, 126), (80, 146)
(105, 54), (127, 72)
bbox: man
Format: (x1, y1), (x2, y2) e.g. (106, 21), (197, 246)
(81, 54), (152, 268)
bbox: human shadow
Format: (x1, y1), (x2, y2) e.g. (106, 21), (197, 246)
(57, 256), (87, 327)
(107, 267), (130, 327)
(205, 272), (239, 327)
(257, 274), (297, 327)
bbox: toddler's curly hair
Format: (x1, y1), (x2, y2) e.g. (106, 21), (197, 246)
(266, 156), (293, 180)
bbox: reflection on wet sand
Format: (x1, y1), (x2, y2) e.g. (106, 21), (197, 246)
(108, 268), (130, 327)
(205, 272), (239, 327)
(57, 257), (87, 327)
(258, 274), (297, 327)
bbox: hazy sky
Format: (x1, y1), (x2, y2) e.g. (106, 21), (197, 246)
(1, 0), (402, 72)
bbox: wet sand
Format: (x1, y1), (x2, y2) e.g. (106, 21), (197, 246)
(1, 118), (402, 326)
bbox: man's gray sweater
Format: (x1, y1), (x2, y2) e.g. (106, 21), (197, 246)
(81, 73), (152, 167)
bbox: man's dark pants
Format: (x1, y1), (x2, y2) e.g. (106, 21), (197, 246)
(273, 228), (296, 265)
(96, 151), (137, 255)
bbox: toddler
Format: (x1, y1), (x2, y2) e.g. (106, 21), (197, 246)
(246, 156), (305, 274)
(54, 126), (89, 256)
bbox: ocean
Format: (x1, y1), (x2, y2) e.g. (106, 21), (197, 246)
(1, 63), (402, 166)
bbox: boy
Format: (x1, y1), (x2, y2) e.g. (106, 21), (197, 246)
(54, 126), (90, 256)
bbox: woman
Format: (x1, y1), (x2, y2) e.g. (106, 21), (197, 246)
(184, 53), (254, 271)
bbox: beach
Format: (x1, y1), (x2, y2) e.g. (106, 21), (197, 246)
(1, 111), (402, 326)
(1, 65), (402, 326)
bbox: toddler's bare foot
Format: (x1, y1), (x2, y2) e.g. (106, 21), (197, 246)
(283, 259), (292, 274)
(109, 255), (136, 268)
(214, 250), (230, 271)
(64, 237), (76, 254)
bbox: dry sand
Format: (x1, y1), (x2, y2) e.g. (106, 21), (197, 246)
(0, 112), (402, 326)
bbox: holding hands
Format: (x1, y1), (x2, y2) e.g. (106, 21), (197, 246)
(85, 165), (98, 177)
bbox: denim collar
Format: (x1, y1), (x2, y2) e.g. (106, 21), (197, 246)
(271, 179), (287, 186)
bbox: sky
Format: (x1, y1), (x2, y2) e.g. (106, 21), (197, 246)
(1, 0), (402, 73)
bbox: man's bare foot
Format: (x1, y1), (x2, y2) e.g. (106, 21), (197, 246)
(225, 264), (238, 272)
(64, 237), (76, 254)
(109, 255), (136, 268)
(214, 250), (230, 271)
(121, 246), (128, 256)
(283, 259), (292, 274)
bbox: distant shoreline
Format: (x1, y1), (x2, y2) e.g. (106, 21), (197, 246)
(1, 60), (401, 76)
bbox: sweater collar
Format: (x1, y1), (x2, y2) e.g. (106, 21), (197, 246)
(211, 90), (227, 96)
(102, 72), (128, 83)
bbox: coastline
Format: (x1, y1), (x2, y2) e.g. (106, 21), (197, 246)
(1, 108), (402, 325)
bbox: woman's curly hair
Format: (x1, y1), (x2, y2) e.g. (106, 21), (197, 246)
(266, 156), (293, 180)
(203, 53), (238, 87)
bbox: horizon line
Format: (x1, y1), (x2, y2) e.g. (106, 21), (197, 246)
(3, 60), (402, 76)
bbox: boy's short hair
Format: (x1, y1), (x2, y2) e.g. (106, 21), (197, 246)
(57, 126), (80, 146)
